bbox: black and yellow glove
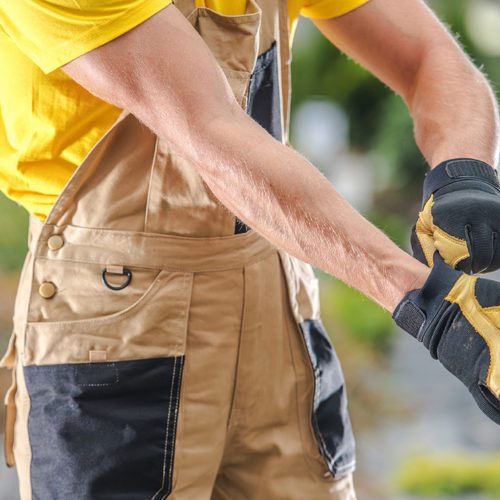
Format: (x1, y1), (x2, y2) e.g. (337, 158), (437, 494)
(393, 254), (500, 424)
(412, 158), (500, 274)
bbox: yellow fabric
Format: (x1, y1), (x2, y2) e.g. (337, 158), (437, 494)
(416, 195), (470, 269)
(0, 0), (370, 220)
(445, 275), (500, 398)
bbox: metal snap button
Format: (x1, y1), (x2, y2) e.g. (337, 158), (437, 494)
(47, 235), (64, 251)
(39, 282), (57, 299)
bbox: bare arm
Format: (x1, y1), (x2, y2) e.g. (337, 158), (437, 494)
(63, 5), (429, 312)
(314, 0), (500, 168)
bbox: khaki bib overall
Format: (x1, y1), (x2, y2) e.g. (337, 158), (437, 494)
(1, 1), (356, 498)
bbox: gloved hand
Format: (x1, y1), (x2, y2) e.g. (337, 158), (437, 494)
(412, 158), (500, 274)
(393, 254), (500, 424)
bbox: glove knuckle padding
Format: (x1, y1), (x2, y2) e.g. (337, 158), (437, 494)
(393, 255), (500, 424)
(435, 191), (500, 273)
(414, 159), (500, 273)
(436, 311), (489, 387)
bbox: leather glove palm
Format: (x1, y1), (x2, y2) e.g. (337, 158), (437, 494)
(393, 254), (500, 424)
(412, 158), (500, 274)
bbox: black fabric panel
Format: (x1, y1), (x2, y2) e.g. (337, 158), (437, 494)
(247, 41), (282, 142)
(233, 41), (282, 235)
(471, 274), (500, 309)
(299, 319), (356, 477)
(24, 357), (184, 500)
(436, 312), (500, 424)
(234, 217), (250, 234)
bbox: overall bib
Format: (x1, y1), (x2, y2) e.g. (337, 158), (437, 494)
(1, 1), (356, 498)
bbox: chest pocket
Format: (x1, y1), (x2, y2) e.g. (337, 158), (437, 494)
(186, 0), (262, 108)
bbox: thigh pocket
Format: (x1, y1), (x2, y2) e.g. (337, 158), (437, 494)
(24, 356), (184, 499)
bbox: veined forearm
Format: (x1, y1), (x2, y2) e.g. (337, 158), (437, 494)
(63, 5), (429, 312)
(178, 111), (429, 312)
(408, 44), (500, 168)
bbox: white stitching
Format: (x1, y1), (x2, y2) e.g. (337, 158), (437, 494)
(166, 357), (183, 491)
(74, 363), (120, 387)
(151, 356), (178, 500)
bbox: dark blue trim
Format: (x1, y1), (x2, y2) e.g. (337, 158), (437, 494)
(247, 41), (283, 142)
(299, 319), (356, 477)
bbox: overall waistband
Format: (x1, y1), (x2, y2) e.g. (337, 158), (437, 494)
(28, 216), (276, 273)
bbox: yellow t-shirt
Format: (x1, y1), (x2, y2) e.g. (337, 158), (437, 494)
(0, 0), (370, 220)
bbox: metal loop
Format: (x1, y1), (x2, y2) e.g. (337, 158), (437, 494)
(101, 268), (132, 291)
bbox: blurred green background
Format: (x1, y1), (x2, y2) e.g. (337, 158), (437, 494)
(1, 0), (500, 498)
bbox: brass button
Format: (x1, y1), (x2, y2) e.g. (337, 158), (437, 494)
(47, 234), (64, 251)
(39, 282), (56, 299)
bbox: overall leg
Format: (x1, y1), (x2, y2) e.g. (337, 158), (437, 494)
(212, 253), (356, 500)
(171, 268), (245, 499)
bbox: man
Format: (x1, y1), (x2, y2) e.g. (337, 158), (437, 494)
(0, 0), (499, 499)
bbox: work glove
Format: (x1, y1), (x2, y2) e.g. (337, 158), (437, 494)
(412, 158), (500, 274)
(393, 254), (500, 424)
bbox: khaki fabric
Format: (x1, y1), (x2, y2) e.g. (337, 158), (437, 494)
(1, 0), (356, 498)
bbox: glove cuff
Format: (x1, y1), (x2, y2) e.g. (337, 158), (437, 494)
(393, 255), (461, 342)
(423, 158), (498, 202)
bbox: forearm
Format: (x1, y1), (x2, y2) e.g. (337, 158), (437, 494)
(174, 108), (429, 312)
(63, 5), (428, 312)
(407, 44), (500, 168)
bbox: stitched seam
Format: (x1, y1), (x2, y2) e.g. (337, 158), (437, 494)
(447, 277), (499, 397)
(470, 281), (498, 395)
(284, 317), (320, 478)
(151, 357), (178, 500)
(301, 329), (335, 466)
(144, 138), (160, 232)
(433, 227), (468, 245)
(166, 356), (184, 496)
(35, 255), (162, 273)
(333, 460), (357, 473)
(74, 363), (119, 387)
(28, 271), (165, 329)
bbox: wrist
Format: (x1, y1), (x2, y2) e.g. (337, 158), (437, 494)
(386, 254), (430, 314)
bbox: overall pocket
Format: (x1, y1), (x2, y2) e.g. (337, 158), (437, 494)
(24, 356), (184, 499)
(30, 257), (162, 323)
(279, 251), (356, 479)
(185, 0), (262, 107)
(24, 264), (193, 365)
(21, 259), (193, 498)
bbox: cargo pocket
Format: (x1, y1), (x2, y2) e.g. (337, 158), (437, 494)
(24, 356), (184, 499)
(279, 252), (356, 478)
(0, 332), (17, 467)
(22, 268), (193, 498)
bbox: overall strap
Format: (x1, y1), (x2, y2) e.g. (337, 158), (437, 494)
(278, 0), (291, 141)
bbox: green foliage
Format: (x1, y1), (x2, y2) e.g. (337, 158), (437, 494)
(323, 278), (394, 352)
(366, 210), (409, 249)
(397, 453), (500, 497)
(0, 194), (28, 273)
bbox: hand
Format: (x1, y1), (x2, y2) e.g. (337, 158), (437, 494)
(412, 158), (500, 274)
(393, 253), (500, 424)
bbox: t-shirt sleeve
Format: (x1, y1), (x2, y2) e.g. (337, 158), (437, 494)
(0, 0), (172, 74)
(301, 0), (371, 20)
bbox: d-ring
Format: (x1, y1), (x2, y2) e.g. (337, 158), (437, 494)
(101, 268), (132, 291)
